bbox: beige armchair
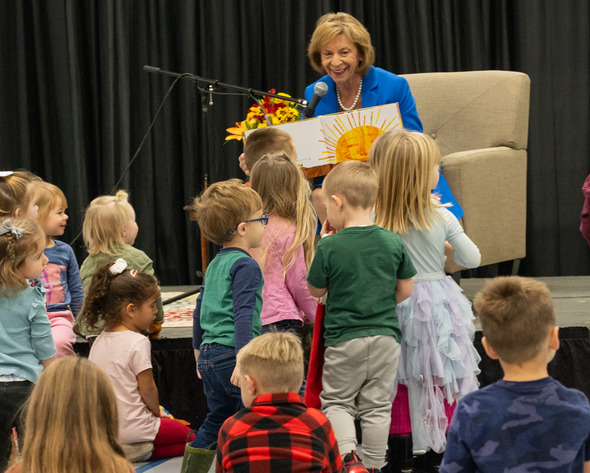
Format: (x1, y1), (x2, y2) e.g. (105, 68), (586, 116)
(402, 70), (530, 273)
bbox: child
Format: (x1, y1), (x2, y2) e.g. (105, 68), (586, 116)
(249, 153), (317, 332)
(217, 332), (342, 473)
(440, 277), (590, 472)
(191, 179), (265, 449)
(0, 170), (40, 222)
(35, 182), (83, 358)
(369, 129), (481, 461)
(307, 161), (416, 473)
(74, 190), (164, 338)
(83, 260), (192, 460)
(7, 356), (134, 473)
(240, 127), (297, 176)
(0, 218), (56, 471)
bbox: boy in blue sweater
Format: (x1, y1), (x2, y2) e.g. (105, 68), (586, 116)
(441, 276), (590, 473)
(191, 179), (267, 449)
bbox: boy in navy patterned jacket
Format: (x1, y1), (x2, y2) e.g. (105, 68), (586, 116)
(441, 276), (590, 473)
(217, 332), (342, 473)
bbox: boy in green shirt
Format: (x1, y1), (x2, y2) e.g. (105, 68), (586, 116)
(307, 161), (416, 473)
(191, 179), (267, 449)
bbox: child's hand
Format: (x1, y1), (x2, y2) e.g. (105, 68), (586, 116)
(194, 348), (201, 379)
(230, 366), (241, 387)
(238, 153), (250, 176)
(444, 241), (454, 262)
(320, 219), (337, 237)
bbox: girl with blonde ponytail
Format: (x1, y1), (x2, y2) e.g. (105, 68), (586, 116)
(250, 153), (318, 332)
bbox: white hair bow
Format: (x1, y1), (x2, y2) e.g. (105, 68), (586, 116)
(109, 258), (128, 275)
(0, 219), (24, 239)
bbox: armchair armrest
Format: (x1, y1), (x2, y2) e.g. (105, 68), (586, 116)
(441, 147), (527, 272)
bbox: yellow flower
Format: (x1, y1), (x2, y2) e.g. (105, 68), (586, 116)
(275, 106), (300, 123)
(225, 121), (249, 141)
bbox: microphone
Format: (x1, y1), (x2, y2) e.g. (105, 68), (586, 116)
(304, 82), (329, 118)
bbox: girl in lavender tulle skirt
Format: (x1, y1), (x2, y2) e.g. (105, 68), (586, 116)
(370, 130), (482, 457)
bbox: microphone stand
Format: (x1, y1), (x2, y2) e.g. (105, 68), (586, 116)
(145, 66), (307, 290)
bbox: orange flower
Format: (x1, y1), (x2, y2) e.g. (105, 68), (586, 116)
(225, 121), (249, 141)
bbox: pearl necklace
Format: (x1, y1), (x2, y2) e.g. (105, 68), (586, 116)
(336, 78), (363, 111)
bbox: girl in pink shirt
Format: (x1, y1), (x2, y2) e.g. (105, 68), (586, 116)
(82, 259), (192, 460)
(250, 153), (317, 333)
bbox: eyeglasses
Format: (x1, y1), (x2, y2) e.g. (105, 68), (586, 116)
(244, 214), (269, 226)
(224, 213), (269, 240)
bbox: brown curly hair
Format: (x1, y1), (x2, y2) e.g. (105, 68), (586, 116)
(78, 261), (159, 331)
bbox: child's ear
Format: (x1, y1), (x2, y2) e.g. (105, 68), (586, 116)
(125, 303), (136, 318)
(244, 374), (257, 395)
(330, 194), (344, 210)
(481, 336), (499, 360)
(13, 208), (22, 218)
(235, 221), (248, 237)
(548, 326), (560, 351)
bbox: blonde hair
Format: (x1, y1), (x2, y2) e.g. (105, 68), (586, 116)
(0, 171), (37, 218)
(237, 332), (304, 393)
(35, 181), (68, 227)
(83, 190), (133, 255)
(474, 276), (556, 365)
(308, 12), (375, 76)
(243, 128), (296, 172)
(323, 160), (378, 209)
(250, 154), (316, 271)
(192, 179), (263, 246)
(19, 356), (133, 473)
(370, 130), (442, 234)
(0, 218), (46, 297)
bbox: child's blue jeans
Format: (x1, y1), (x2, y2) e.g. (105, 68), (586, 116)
(191, 343), (242, 449)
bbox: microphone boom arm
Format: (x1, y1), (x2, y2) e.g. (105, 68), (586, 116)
(143, 65), (307, 107)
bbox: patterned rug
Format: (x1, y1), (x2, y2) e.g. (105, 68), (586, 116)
(162, 291), (198, 327)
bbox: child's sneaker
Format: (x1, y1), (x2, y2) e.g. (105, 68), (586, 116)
(343, 451), (369, 473)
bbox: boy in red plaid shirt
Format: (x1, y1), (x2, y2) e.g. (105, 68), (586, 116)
(216, 332), (342, 473)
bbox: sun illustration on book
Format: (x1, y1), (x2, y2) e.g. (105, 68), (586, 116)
(320, 107), (402, 163)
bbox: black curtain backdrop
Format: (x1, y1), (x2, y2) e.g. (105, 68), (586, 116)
(1, 0), (589, 285)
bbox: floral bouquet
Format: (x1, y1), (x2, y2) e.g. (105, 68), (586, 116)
(225, 89), (301, 141)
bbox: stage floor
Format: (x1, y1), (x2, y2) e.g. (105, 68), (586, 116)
(158, 276), (590, 339)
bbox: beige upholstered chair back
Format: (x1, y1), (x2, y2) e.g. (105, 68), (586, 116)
(402, 71), (530, 156)
(401, 70), (531, 270)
